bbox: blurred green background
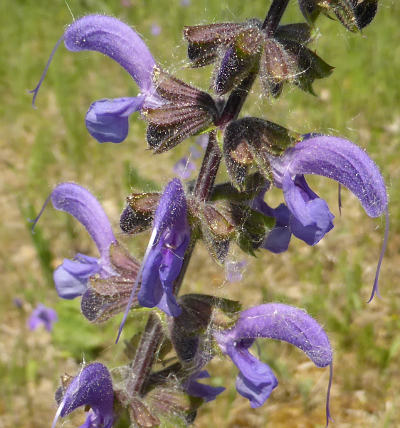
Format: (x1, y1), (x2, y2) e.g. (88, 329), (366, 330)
(0, 0), (399, 427)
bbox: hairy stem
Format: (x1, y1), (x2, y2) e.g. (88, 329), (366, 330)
(126, 312), (163, 395)
(262, 0), (290, 35)
(217, 71), (258, 127)
(193, 131), (221, 201)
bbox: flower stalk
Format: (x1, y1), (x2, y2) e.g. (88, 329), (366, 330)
(262, 0), (290, 35)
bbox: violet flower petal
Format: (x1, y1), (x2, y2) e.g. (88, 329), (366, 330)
(283, 175), (334, 245)
(52, 363), (114, 428)
(232, 348), (278, 408)
(251, 190), (292, 253)
(215, 303), (332, 417)
(263, 224), (292, 253)
(53, 255), (101, 299)
(50, 183), (116, 260)
(64, 15), (156, 92)
(185, 371), (225, 402)
(137, 245), (163, 308)
(153, 178), (188, 236)
(85, 96), (145, 143)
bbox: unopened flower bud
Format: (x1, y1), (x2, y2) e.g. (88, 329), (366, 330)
(120, 192), (160, 234)
(223, 117), (299, 189)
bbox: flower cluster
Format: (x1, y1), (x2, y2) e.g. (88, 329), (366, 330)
(32, 2), (386, 427)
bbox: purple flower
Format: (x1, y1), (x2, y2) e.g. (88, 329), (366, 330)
(214, 303), (333, 426)
(28, 304), (58, 332)
(117, 179), (190, 341)
(173, 157), (196, 180)
(31, 15), (162, 143)
(52, 363), (114, 428)
(33, 183), (117, 299)
(267, 134), (388, 299)
(269, 134), (387, 239)
(180, 0), (191, 6)
(13, 297), (23, 308)
(151, 23), (162, 36)
(138, 179), (190, 316)
(184, 371), (225, 402)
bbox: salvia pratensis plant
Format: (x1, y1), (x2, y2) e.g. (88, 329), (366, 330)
(31, 1), (387, 426)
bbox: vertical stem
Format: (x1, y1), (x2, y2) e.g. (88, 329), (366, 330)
(128, 131), (221, 396)
(261, 0), (290, 35)
(193, 131), (221, 201)
(217, 71), (258, 126)
(126, 313), (163, 395)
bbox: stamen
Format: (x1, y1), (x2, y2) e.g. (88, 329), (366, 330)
(325, 362), (334, 427)
(337, 183), (342, 216)
(367, 207), (389, 303)
(29, 193), (52, 233)
(30, 35), (64, 108)
(116, 227), (158, 343)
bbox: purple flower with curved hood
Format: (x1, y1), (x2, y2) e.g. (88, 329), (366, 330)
(267, 134), (388, 300)
(33, 183), (117, 299)
(117, 179), (190, 341)
(52, 363), (114, 428)
(214, 303), (333, 426)
(31, 15), (162, 143)
(138, 178), (190, 316)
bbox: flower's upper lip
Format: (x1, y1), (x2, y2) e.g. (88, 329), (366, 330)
(64, 14), (157, 92)
(270, 134), (388, 218)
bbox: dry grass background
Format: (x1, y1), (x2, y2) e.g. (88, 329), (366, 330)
(0, 1), (399, 427)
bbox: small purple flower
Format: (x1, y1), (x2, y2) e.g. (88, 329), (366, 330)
(151, 23), (162, 36)
(267, 134), (388, 299)
(28, 304), (58, 332)
(195, 134), (209, 151)
(173, 157), (196, 180)
(52, 363), (114, 428)
(33, 183), (117, 299)
(180, 0), (191, 6)
(117, 179), (190, 341)
(13, 297), (23, 308)
(31, 15), (162, 143)
(184, 370), (225, 402)
(214, 303), (333, 426)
